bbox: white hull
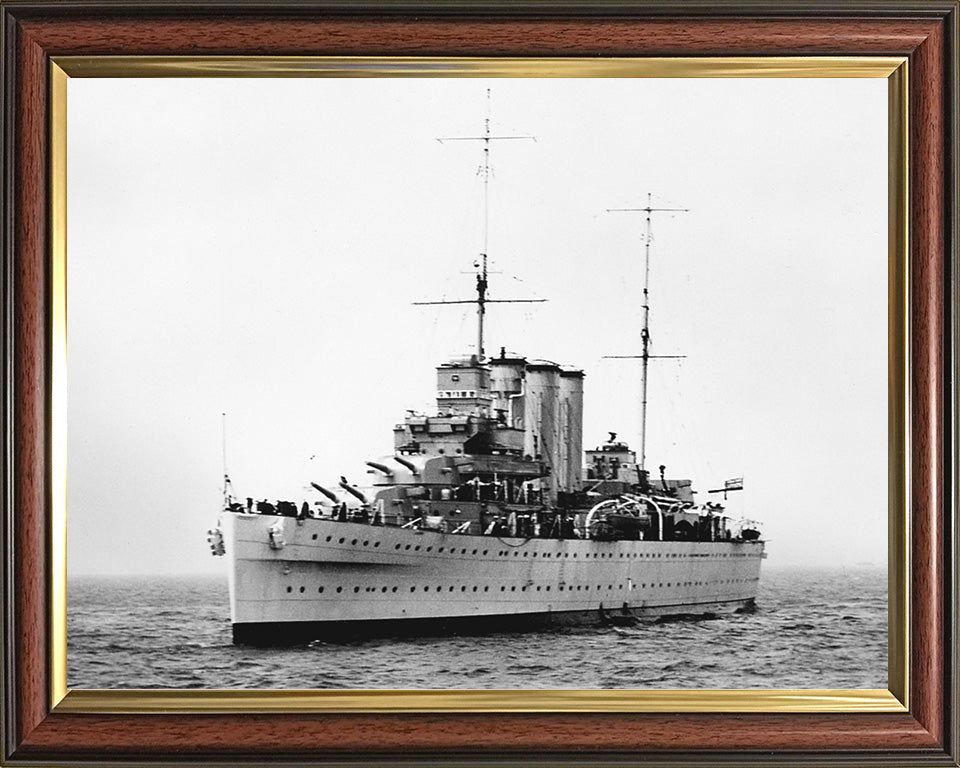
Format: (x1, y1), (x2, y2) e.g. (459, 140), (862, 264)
(223, 513), (765, 644)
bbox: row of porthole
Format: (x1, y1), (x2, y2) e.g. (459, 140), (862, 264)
(313, 534), (746, 560)
(284, 577), (760, 595)
(396, 543), (484, 554)
(307, 535), (756, 560)
(311, 534), (383, 547)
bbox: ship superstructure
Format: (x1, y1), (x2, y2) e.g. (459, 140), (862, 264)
(208, 94), (764, 646)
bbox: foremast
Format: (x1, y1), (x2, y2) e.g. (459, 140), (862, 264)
(414, 89), (542, 362)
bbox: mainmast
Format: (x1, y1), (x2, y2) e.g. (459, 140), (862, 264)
(606, 193), (688, 474)
(414, 89), (543, 362)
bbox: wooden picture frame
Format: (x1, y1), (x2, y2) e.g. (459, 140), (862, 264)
(2, 2), (957, 765)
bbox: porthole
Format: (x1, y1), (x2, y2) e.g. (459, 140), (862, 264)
(339, 537), (345, 544)
(461, 586), (467, 592)
(472, 549), (478, 555)
(461, 548), (467, 554)
(423, 586), (429, 592)
(351, 539), (357, 545)
(439, 547), (445, 553)
(363, 540), (369, 547)
(410, 587), (416, 593)
(318, 586), (324, 593)
(312, 534), (317, 540)
(286, 586), (292, 593)
(395, 544), (401, 550)
(426, 547), (432, 552)
(436, 586), (442, 592)
(353, 586), (360, 593)
(473, 586), (479, 592)
(326, 535), (332, 542)
(381, 587), (388, 593)
(415, 546), (421, 551)
(500, 586), (506, 592)
(374, 541), (380, 547)
(449, 586), (455, 592)
(511, 586), (516, 592)
(482, 550), (488, 555)
(299, 586), (305, 593)
(336, 586), (343, 593)
(405, 544), (411, 550)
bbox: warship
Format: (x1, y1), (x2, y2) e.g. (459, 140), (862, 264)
(208, 98), (765, 646)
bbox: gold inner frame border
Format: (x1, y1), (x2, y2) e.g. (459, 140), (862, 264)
(48, 55), (909, 714)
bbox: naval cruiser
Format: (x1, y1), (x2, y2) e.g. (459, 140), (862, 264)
(207, 99), (765, 646)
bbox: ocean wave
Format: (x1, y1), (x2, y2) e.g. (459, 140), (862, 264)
(67, 566), (888, 690)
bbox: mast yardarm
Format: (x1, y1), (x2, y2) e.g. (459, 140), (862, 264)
(413, 89), (543, 361)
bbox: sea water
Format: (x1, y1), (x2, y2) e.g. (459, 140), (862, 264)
(67, 564), (886, 690)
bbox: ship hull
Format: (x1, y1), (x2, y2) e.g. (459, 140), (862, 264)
(232, 598), (756, 645)
(223, 512), (765, 646)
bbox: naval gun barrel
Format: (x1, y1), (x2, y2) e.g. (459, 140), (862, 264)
(338, 479), (368, 504)
(392, 455), (420, 475)
(310, 482), (338, 503)
(366, 461), (394, 477)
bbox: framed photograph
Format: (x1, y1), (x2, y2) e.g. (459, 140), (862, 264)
(2, 2), (957, 766)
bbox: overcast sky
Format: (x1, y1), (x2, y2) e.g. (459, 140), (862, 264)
(66, 76), (887, 576)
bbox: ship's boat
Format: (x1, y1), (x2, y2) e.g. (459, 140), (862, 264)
(208, 95), (765, 646)
(598, 603), (640, 627)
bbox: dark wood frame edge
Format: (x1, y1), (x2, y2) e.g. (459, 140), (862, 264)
(1, 3), (957, 765)
(0, 0), (957, 18)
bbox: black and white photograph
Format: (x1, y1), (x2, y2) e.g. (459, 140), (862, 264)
(66, 76), (887, 691)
